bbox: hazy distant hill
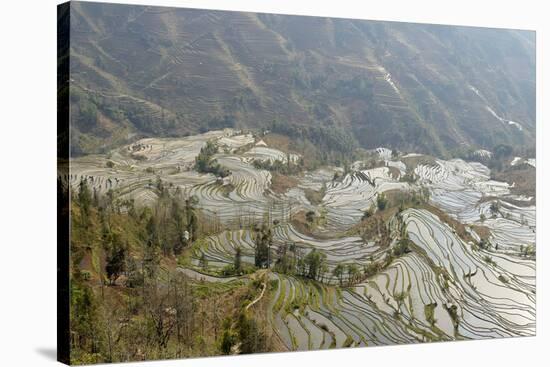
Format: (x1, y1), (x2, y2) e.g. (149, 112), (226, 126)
(63, 1), (535, 157)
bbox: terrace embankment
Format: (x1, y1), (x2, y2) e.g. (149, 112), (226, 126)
(66, 129), (536, 360)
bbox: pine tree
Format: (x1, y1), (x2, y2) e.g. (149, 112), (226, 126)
(78, 178), (92, 218)
(105, 234), (127, 285)
(234, 246), (242, 274)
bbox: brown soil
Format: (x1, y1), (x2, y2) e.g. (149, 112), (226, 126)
(471, 225), (491, 241)
(304, 188), (324, 206)
(492, 166), (536, 199)
(421, 204), (476, 244)
(271, 173), (299, 194)
(388, 166), (401, 180)
(263, 133), (292, 153)
(401, 155), (437, 172)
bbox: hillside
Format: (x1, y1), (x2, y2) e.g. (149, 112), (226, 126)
(64, 2), (535, 158)
(63, 127), (535, 363)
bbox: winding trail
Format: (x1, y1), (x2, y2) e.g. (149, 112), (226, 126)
(246, 277), (267, 311)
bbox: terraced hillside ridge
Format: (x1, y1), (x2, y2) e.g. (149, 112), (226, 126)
(63, 2), (535, 158)
(60, 2), (536, 363)
(62, 126), (535, 363)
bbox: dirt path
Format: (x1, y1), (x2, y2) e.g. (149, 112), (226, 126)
(245, 278), (267, 311)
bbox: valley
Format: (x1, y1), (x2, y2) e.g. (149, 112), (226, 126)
(62, 128), (535, 362)
(58, 3), (536, 364)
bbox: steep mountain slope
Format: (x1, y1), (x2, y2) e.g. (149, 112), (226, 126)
(65, 2), (535, 157)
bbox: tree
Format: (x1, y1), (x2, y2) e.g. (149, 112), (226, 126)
(377, 193), (388, 211)
(92, 187), (99, 207)
(185, 196), (199, 242)
(144, 284), (177, 350)
(254, 223), (272, 268)
(237, 312), (266, 354)
(78, 178), (92, 218)
(304, 249), (327, 281)
(194, 140), (230, 177)
(143, 239), (161, 279)
(305, 210), (316, 223)
(70, 281), (99, 353)
(219, 318), (235, 354)
(320, 263), (329, 283)
(347, 264), (359, 285)
(333, 264), (345, 286)
(105, 234), (127, 285)
(125, 256), (144, 288)
(146, 215), (158, 243)
(172, 199), (186, 255)
(234, 246), (242, 274)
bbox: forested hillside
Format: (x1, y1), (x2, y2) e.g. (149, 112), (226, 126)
(63, 2), (535, 157)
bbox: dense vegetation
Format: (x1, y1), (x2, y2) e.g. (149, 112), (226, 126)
(68, 179), (275, 363)
(194, 141), (231, 177)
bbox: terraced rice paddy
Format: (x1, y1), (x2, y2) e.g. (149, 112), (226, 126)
(322, 167), (409, 230)
(65, 129), (536, 351)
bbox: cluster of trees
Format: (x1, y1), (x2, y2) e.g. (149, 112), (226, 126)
(70, 88), (98, 133)
(70, 269), (200, 363)
(218, 282), (270, 355)
(254, 223), (272, 268)
(70, 87), (183, 156)
(72, 151), (307, 363)
(363, 189), (430, 221)
(332, 75), (374, 99)
(74, 177), (201, 285)
(345, 213), (415, 286)
(70, 179), (214, 363)
(331, 235), (412, 287)
(220, 246), (255, 276)
(269, 119), (357, 160)
(519, 244), (536, 258)
(272, 243), (328, 282)
(460, 143), (521, 173)
(150, 183), (199, 256)
(194, 140), (230, 177)
(332, 263), (359, 286)
(204, 114), (236, 131)
(70, 175), (278, 363)
(252, 156), (303, 175)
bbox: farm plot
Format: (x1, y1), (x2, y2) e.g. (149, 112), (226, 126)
(243, 146), (300, 164)
(190, 223), (382, 275)
(68, 129), (262, 207)
(188, 154), (300, 225)
(413, 158), (535, 254)
(65, 131), (536, 351)
(322, 167), (409, 231)
(189, 229), (256, 270)
(413, 158), (522, 222)
(272, 224), (382, 273)
(268, 273), (426, 350)
(403, 209), (535, 338)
